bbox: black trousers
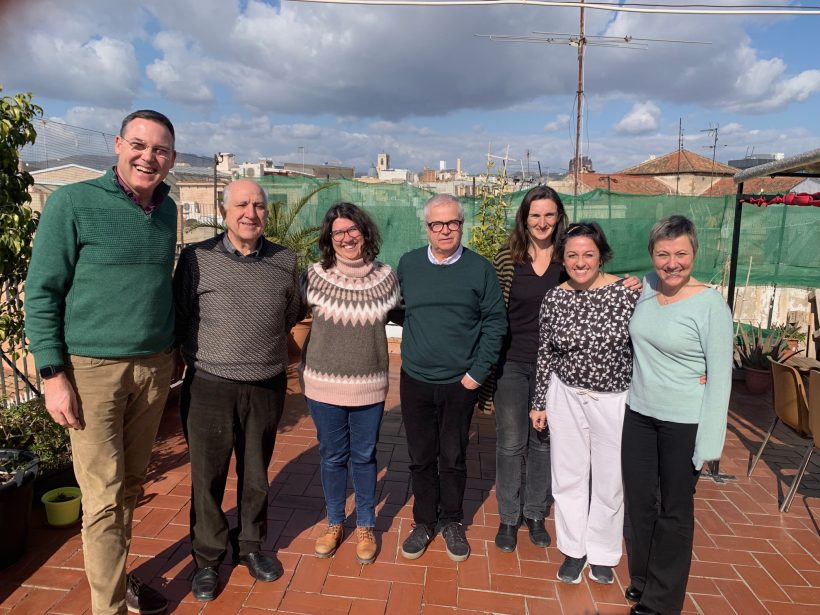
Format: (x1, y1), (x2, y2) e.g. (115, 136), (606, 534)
(400, 370), (478, 530)
(621, 406), (700, 615)
(180, 370), (286, 569)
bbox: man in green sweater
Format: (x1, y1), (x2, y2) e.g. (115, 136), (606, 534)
(25, 110), (178, 615)
(397, 194), (506, 562)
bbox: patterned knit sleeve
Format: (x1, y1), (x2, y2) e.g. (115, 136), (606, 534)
(532, 291), (556, 412)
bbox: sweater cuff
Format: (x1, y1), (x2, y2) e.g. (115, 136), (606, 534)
(33, 347), (65, 371)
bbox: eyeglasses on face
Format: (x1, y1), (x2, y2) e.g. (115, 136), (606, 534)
(426, 219), (463, 233)
(121, 137), (173, 161)
(331, 225), (362, 241)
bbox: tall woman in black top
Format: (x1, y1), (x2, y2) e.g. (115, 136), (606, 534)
(478, 186), (568, 552)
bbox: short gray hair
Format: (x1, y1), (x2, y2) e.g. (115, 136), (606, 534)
(221, 181), (268, 213)
(648, 215), (699, 255)
(423, 193), (464, 221)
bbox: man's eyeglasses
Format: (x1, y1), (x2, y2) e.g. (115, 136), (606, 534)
(426, 219), (463, 233)
(121, 137), (173, 161)
(331, 225), (362, 242)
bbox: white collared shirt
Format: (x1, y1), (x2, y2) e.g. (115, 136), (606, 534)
(427, 243), (464, 266)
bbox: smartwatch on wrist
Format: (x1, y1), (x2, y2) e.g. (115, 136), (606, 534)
(39, 365), (66, 380)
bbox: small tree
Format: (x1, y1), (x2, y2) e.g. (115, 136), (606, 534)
(0, 88), (43, 351)
(469, 157), (511, 260)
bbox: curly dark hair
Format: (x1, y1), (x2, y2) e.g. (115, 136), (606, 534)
(506, 185), (567, 264)
(555, 221), (613, 266)
(319, 202), (382, 269)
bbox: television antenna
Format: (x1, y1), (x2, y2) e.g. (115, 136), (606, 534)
(701, 124), (729, 193)
(477, 0), (709, 197)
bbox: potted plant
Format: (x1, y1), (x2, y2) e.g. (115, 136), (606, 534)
(0, 448), (39, 567)
(41, 486), (82, 527)
(734, 325), (800, 394)
(771, 323), (807, 352)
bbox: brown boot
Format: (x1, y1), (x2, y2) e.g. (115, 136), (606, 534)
(315, 524), (343, 558)
(355, 527), (377, 565)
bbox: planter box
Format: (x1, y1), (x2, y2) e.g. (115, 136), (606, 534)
(0, 449), (39, 568)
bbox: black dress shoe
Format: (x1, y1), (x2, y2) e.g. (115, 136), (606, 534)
(625, 585), (642, 603)
(494, 523), (518, 552)
(191, 567), (218, 602)
(523, 517), (551, 547)
(630, 603), (661, 615)
(238, 551), (282, 582)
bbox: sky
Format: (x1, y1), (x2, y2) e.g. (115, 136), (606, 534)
(1, 0), (820, 175)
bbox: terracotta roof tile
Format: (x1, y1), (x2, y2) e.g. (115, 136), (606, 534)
(578, 172), (672, 195)
(618, 149), (737, 176)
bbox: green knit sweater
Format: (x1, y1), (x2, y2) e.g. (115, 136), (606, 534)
(24, 169), (177, 368)
(397, 247), (506, 384)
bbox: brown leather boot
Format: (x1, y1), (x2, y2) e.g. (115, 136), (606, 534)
(314, 524), (343, 558)
(355, 527), (377, 565)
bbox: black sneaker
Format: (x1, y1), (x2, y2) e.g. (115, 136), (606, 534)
(588, 564), (614, 584)
(441, 522), (470, 562)
(401, 524), (433, 560)
(557, 555), (587, 584)
(125, 574), (167, 614)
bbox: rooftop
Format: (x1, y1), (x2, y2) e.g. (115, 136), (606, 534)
(1, 355), (818, 614)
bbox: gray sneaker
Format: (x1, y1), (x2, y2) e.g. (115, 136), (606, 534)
(557, 555), (587, 584)
(441, 522), (470, 562)
(401, 524), (433, 560)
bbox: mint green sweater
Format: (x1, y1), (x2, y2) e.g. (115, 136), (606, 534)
(24, 169), (177, 368)
(627, 273), (733, 470)
(397, 247), (506, 384)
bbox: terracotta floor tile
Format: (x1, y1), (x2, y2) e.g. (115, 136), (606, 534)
(423, 568), (458, 607)
(386, 581), (424, 615)
(8, 588), (64, 615)
(753, 552), (809, 587)
(458, 588), (526, 614)
(489, 574), (555, 599)
(690, 593), (737, 615)
(714, 578), (769, 615)
(554, 582), (596, 615)
(278, 590), (352, 614)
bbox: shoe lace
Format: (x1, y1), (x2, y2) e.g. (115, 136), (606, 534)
(126, 574), (143, 594)
(357, 527), (375, 542)
(323, 524), (342, 536)
(443, 523), (466, 546)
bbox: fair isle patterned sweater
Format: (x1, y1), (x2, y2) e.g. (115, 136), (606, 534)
(301, 255), (401, 406)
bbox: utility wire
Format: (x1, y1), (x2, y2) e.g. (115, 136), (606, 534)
(286, 0), (820, 16)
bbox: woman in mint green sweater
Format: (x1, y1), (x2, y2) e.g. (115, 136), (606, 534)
(622, 216), (733, 615)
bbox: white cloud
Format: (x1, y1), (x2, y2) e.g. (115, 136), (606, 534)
(544, 114), (571, 132)
(614, 101), (661, 135)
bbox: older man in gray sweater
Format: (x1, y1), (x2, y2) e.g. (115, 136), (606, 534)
(173, 179), (303, 601)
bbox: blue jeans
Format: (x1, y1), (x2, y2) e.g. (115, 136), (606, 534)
(494, 360), (552, 525)
(307, 398), (384, 528)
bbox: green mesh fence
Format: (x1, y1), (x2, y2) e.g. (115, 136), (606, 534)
(253, 177), (819, 288)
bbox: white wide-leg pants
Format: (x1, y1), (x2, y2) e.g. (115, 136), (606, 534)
(547, 374), (627, 566)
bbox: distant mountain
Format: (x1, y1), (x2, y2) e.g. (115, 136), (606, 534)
(22, 152), (214, 171)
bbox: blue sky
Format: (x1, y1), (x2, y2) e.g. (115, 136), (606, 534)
(1, 1), (819, 174)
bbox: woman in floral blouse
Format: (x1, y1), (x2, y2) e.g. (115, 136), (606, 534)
(530, 222), (639, 586)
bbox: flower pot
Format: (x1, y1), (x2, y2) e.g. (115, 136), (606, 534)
(0, 449), (39, 568)
(41, 486), (82, 527)
(743, 367), (772, 395)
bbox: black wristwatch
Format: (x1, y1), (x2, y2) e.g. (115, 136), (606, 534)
(39, 365), (66, 379)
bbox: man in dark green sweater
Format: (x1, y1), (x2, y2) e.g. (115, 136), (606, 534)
(25, 110), (178, 615)
(397, 194), (506, 563)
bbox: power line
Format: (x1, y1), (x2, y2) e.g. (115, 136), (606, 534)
(286, 0), (820, 16)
